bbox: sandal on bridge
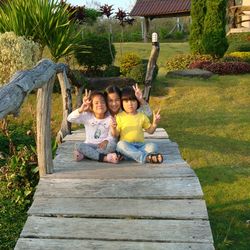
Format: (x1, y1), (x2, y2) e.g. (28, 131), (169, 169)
(146, 153), (163, 164)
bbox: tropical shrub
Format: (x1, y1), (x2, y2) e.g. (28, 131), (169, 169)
(0, 0), (81, 61)
(165, 54), (214, 72)
(119, 52), (141, 75)
(74, 33), (116, 73)
(202, 0), (228, 58)
(0, 32), (40, 84)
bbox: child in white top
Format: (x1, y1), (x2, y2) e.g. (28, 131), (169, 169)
(67, 91), (118, 164)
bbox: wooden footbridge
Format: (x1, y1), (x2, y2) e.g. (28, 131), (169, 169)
(0, 59), (213, 249)
(15, 128), (214, 250)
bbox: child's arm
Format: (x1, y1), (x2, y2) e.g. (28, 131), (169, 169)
(110, 116), (120, 138)
(144, 109), (161, 134)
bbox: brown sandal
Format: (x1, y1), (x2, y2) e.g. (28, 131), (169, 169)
(146, 153), (163, 164)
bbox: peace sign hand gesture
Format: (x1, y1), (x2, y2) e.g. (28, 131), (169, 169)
(132, 83), (144, 104)
(79, 89), (91, 113)
(153, 109), (161, 126)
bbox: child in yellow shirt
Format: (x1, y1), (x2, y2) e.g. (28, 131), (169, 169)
(110, 86), (163, 164)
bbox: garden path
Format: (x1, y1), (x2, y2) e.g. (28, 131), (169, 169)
(15, 128), (214, 250)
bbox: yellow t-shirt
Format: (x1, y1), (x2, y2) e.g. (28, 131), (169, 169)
(116, 111), (151, 142)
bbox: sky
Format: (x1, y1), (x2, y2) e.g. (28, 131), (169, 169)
(67, 0), (136, 13)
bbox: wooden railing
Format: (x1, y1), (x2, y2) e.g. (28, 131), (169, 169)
(0, 59), (72, 177)
(228, 5), (250, 28)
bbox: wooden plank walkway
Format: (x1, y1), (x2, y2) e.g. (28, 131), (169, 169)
(15, 128), (214, 250)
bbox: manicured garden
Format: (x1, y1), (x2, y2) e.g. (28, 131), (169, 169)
(1, 0), (250, 249)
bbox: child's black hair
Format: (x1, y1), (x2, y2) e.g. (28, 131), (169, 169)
(120, 86), (140, 110)
(104, 85), (121, 99)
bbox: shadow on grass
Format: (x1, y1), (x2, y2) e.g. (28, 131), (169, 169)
(208, 200), (250, 250)
(194, 164), (250, 187)
(172, 130), (250, 157)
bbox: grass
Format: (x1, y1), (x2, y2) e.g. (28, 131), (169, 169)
(150, 73), (250, 249)
(1, 42), (250, 249)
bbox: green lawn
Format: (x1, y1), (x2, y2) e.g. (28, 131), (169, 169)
(150, 74), (250, 249)
(1, 42), (250, 249)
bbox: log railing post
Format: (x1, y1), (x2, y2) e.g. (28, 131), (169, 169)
(143, 32), (160, 102)
(36, 75), (55, 176)
(56, 70), (72, 143)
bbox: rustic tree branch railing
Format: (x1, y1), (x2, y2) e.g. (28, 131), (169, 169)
(0, 59), (72, 177)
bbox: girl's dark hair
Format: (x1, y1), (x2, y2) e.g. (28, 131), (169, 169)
(120, 86), (140, 110)
(104, 85), (121, 99)
(89, 90), (107, 112)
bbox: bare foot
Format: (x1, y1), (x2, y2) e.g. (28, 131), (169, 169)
(74, 150), (84, 162)
(104, 153), (119, 164)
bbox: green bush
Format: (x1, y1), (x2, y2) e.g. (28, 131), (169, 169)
(125, 59), (158, 84)
(202, 0), (228, 58)
(227, 33), (250, 53)
(119, 52), (141, 76)
(127, 63), (145, 84)
(0, 32), (40, 84)
(103, 65), (120, 77)
(224, 52), (250, 63)
(165, 54), (214, 72)
(74, 33), (116, 72)
(189, 0), (206, 54)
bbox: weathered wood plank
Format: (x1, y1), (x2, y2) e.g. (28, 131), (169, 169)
(28, 198), (208, 219)
(20, 216), (213, 243)
(47, 162), (195, 179)
(35, 177), (203, 198)
(63, 128), (169, 141)
(15, 238), (215, 250)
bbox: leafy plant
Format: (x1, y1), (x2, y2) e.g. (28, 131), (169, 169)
(225, 52), (250, 63)
(165, 54), (214, 72)
(0, 0), (82, 61)
(3, 145), (39, 208)
(74, 33), (116, 74)
(0, 32), (40, 85)
(119, 52), (141, 75)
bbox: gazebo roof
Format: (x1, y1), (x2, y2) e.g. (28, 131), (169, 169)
(130, 0), (191, 18)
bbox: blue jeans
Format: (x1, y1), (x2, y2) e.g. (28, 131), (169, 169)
(116, 141), (158, 163)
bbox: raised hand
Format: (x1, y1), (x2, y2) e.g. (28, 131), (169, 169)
(83, 89), (91, 103)
(153, 109), (161, 125)
(132, 83), (144, 103)
(79, 89), (91, 112)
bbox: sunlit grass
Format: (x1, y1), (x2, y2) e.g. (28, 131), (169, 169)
(150, 74), (250, 249)
(2, 42), (250, 249)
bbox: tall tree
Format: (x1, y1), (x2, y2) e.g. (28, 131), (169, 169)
(189, 0), (207, 54)
(202, 0), (228, 58)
